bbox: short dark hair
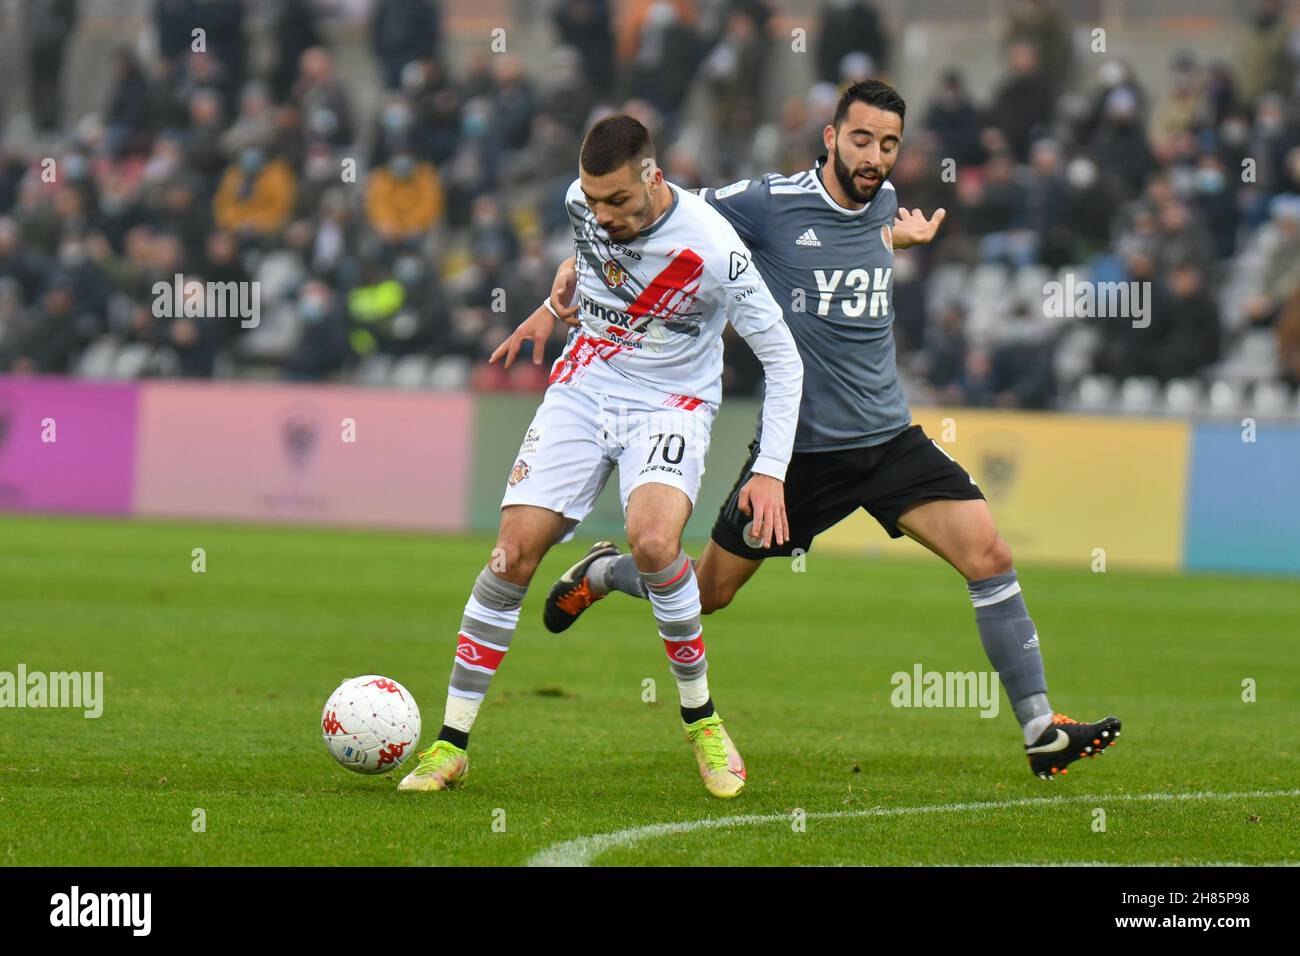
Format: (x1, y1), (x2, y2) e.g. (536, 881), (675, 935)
(580, 115), (656, 176)
(833, 79), (907, 130)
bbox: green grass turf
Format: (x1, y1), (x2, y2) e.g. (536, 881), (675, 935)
(0, 513), (1297, 866)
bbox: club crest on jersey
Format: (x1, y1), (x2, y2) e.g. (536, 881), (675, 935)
(602, 259), (627, 288)
(508, 458), (530, 486)
(881, 224), (893, 253)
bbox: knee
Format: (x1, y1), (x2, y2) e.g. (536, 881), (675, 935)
(627, 524), (681, 575)
(968, 534), (1014, 580)
(699, 584), (734, 616)
(490, 537), (542, 586)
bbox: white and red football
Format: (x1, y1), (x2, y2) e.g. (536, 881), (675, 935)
(321, 675), (421, 775)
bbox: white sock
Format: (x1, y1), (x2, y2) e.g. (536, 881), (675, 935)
(677, 673), (711, 709)
(444, 694), (481, 734)
(1024, 713), (1053, 746)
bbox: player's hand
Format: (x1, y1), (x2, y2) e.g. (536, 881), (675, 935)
(892, 207), (946, 249)
(489, 306), (554, 368)
(549, 256), (580, 326)
(737, 474), (789, 549)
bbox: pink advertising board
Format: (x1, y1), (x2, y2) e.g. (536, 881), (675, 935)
(0, 376), (138, 513)
(133, 381), (471, 530)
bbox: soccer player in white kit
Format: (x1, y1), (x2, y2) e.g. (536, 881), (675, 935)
(399, 115), (803, 798)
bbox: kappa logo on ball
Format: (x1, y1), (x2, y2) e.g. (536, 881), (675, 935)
(321, 710), (346, 735)
(375, 740), (411, 768)
(363, 677), (404, 698)
(508, 458), (531, 487)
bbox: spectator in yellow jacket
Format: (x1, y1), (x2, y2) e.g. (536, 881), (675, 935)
(214, 147), (297, 238)
(365, 152), (444, 246)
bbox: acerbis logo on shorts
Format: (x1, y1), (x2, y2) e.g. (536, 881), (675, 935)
(508, 459), (530, 486)
(640, 463), (683, 477)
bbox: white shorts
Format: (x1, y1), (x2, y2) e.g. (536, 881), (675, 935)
(500, 381), (716, 535)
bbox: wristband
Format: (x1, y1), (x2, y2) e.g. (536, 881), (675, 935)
(542, 296), (562, 320)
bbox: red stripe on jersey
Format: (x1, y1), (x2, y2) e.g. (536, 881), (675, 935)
(626, 248), (704, 328)
(549, 333), (629, 385)
(455, 634), (506, 670)
(550, 249), (703, 385)
(664, 393), (704, 411)
(662, 634), (705, 665)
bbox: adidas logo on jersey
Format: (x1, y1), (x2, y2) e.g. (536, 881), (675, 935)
(795, 228), (821, 247)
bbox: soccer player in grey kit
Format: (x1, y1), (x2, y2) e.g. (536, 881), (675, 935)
(499, 80), (1121, 781)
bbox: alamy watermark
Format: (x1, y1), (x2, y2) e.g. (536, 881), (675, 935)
(890, 664), (1000, 718)
(1043, 273), (1150, 328)
(0, 664), (103, 718)
(50, 886), (150, 935)
(152, 273), (260, 328)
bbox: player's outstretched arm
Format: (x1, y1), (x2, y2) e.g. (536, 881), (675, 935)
(709, 233), (803, 547)
(892, 206), (947, 249)
(548, 256), (580, 325)
(736, 317), (802, 548)
(488, 304), (555, 368)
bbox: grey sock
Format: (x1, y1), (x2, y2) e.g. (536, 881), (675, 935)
(967, 570), (1052, 744)
(589, 553), (647, 599)
(448, 566), (527, 700)
(643, 551), (707, 688)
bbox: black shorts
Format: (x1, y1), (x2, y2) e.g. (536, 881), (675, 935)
(711, 424), (985, 560)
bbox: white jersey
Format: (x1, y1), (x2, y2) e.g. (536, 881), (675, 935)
(551, 177), (787, 407)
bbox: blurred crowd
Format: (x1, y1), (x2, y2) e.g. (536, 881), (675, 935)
(901, 0), (1300, 410)
(0, 0), (1299, 409)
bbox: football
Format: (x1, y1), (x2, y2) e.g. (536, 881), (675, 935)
(321, 675), (421, 775)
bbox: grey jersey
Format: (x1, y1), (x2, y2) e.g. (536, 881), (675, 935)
(702, 157), (910, 451)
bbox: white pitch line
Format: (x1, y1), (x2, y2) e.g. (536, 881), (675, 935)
(527, 788), (1300, 867)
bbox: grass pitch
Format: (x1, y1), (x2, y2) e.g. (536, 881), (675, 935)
(1, 514), (1297, 866)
